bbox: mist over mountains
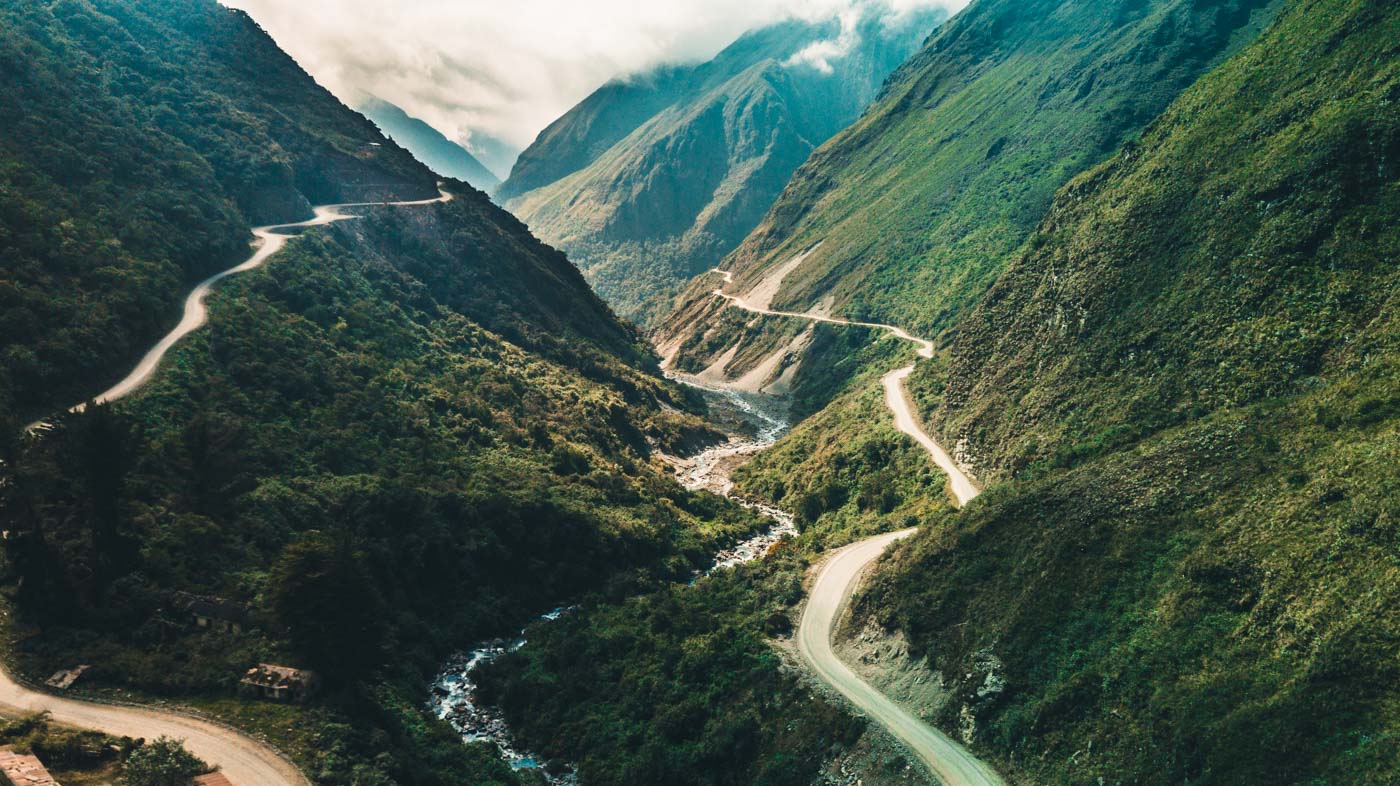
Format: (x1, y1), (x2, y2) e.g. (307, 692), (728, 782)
(499, 4), (950, 322)
(1, 1), (1395, 785)
(358, 97), (503, 192)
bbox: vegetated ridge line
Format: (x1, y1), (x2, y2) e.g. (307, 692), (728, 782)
(708, 268), (1003, 785)
(5, 188), (453, 786)
(26, 188), (454, 431)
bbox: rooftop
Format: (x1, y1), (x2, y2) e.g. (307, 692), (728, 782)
(241, 663), (315, 688)
(0, 748), (60, 786)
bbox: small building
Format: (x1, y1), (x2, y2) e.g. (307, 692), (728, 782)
(173, 593), (249, 634)
(192, 773), (235, 786)
(239, 663), (319, 703)
(186, 598), (247, 634)
(0, 747), (60, 786)
(43, 665), (88, 691)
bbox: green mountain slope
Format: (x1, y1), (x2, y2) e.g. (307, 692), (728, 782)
(477, 0), (1396, 784)
(0, 0), (438, 421)
(927, 0), (1397, 480)
(358, 97), (502, 192)
(851, 0), (1399, 782)
(501, 9), (947, 323)
(0, 1), (762, 784)
(658, 0), (1284, 388)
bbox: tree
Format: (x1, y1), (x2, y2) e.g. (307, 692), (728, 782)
(122, 737), (207, 786)
(268, 532), (389, 681)
(68, 402), (140, 590)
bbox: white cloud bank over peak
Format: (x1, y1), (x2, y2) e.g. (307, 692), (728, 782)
(786, 0), (949, 73)
(219, 0), (967, 170)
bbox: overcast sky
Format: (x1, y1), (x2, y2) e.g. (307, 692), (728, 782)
(219, 0), (966, 169)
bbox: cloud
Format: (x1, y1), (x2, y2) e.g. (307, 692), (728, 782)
(219, 0), (967, 166)
(785, 7), (861, 74)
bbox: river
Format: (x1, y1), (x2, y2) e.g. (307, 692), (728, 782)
(426, 374), (796, 783)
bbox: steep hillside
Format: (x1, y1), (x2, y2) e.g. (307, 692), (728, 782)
(853, 0), (1399, 782)
(0, 0), (437, 421)
(3, 198), (753, 785)
(658, 0), (1284, 393)
(501, 9), (946, 322)
(0, 1), (765, 785)
(928, 0), (1398, 481)
(359, 97), (502, 192)
(495, 67), (686, 203)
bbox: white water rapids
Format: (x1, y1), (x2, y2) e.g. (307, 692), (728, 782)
(427, 375), (798, 782)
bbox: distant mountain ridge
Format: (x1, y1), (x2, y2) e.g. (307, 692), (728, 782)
(657, 0), (1285, 394)
(499, 7), (948, 323)
(358, 97), (503, 192)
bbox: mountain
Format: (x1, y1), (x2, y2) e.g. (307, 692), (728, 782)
(657, 0), (1285, 392)
(0, 1), (763, 784)
(459, 130), (519, 184)
(854, 0), (1399, 782)
(476, 0), (1396, 784)
(358, 97), (503, 192)
(499, 7), (948, 323)
(0, 0), (437, 422)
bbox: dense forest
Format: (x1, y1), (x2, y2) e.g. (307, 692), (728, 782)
(4, 198), (766, 783)
(0, 1), (784, 784)
(0, 0), (436, 421)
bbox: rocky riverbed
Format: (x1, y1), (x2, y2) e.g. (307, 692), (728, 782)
(428, 374), (797, 781)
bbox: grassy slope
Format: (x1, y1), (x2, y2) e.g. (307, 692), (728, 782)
(504, 11), (942, 323)
(930, 0), (1399, 481)
(0, 0), (436, 420)
(657, 0), (1283, 385)
(855, 1), (1399, 783)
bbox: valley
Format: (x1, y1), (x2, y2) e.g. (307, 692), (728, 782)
(0, 0), (1394, 784)
(429, 378), (792, 784)
(703, 260), (995, 782)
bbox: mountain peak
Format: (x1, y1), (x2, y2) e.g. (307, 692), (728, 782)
(358, 96), (503, 192)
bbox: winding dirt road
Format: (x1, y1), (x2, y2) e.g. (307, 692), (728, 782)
(796, 532), (1004, 786)
(709, 269), (1001, 785)
(0, 665), (311, 786)
(65, 189), (454, 416)
(708, 271), (976, 505)
(6, 188), (452, 785)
